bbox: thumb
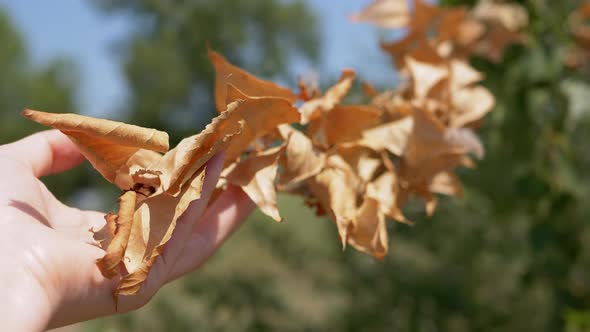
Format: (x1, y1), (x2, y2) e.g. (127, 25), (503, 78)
(2, 130), (85, 177)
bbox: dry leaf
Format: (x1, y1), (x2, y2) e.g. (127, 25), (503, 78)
(221, 86), (300, 163)
(406, 56), (448, 100)
(307, 155), (361, 247)
(308, 105), (381, 147)
(348, 198), (388, 259)
(335, 145), (381, 184)
(96, 190), (137, 278)
(154, 101), (245, 195)
(472, 0), (529, 32)
(117, 166), (208, 298)
(451, 86), (495, 127)
(356, 116), (413, 156)
(208, 47), (296, 112)
(350, 0), (409, 28)
(277, 125), (325, 190)
(225, 145), (284, 221)
(299, 69), (356, 124)
(22, 109), (168, 190)
(367, 171), (409, 224)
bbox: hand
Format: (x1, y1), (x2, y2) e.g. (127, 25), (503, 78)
(0, 130), (254, 332)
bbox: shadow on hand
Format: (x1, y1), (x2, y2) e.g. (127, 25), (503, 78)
(9, 200), (51, 227)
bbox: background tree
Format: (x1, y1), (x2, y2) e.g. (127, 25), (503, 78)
(5, 0), (590, 330)
(0, 10), (90, 200)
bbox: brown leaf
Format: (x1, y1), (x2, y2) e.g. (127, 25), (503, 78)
(117, 166), (208, 297)
(348, 198), (388, 259)
(451, 85), (495, 127)
(350, 0), (409, 29)
(406, 57), (448, 100)
(96, 190), (137, 279)
(472, 0), (529, 32)
(154, 101), (245, 195)
(299, 69), (356, 124)
(208, 47), (296, 112)
(430, 171), (464, 197)
(308, 105), (381, 147)
(366, 171), (410, 224)
(225, 146), (283, 221)
(449, 60), (483, 91)
(22, 109), (168, 189)
(335, 145), (381, 184)
(277, 125), (325, 190)
(356, 116), (413, 156)
(307, 155), (360, 247)
(221, 87), (300, 163)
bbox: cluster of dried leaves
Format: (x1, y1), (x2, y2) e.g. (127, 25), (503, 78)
(23, 0), (528, 302)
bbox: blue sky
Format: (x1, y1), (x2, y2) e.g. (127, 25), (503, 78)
(1, 0), (395, 117)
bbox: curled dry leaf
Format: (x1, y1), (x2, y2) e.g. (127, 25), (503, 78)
(22, 109), (168, 190)
(96, 190), (137, 278)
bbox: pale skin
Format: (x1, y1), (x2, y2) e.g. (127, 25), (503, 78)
(0, 130), (255, 332)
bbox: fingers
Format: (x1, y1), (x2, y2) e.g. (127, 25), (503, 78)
(2, 130), (84, 177)
(167, 185), (255, 281)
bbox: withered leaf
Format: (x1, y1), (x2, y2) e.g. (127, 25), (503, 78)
(307, 155), (360, 248)
(154, 101), (245, 195)
(299, 69), (356, 124)
(96, 190), (137, 278)
(221, 86), (300, 163)
(22, 109), (168, 189)
(277, 125), (325, 190)
(472, 0), (529, 32)
(355, 116), (413, 156)
(225, 145), (284, 222)
(335, 145), (381, 184)
(430, 171), (464, 197)
(406, 56), (449, 100)
(366, 171), (409, 224)
(348, 198), (388, 259)
(208, 47), (296, 112)
(451, 86), (495, 127)
(117, 166), (208, 297)
(350, 0), (409, 29)
(308, 105), (381, 147)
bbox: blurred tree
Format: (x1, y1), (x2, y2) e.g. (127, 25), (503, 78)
(0, 9), (93, 200)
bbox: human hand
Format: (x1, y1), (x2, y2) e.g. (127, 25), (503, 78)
(0, 130), (254, 332)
